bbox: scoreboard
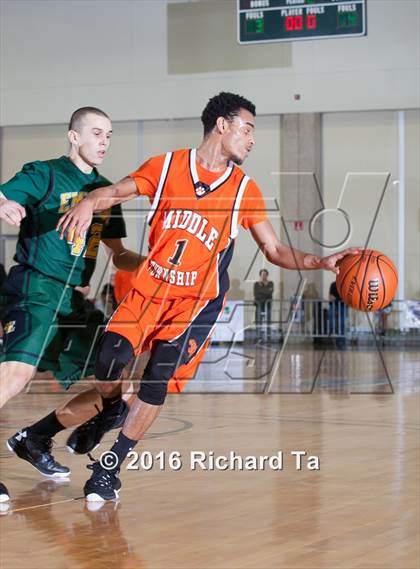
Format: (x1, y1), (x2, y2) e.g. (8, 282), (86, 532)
(238, 0), (367, 44)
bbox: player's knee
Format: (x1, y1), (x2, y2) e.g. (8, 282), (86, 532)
(138, 342), (181, 406)
(95, 332), (134, 382)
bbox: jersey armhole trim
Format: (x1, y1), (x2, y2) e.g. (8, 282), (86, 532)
(230, 175), (249, 238)
(147, 152), (173, 225)
(32, 162), (55, 210)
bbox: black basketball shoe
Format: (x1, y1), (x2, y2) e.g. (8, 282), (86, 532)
(66, 399), (129, 455)
(0, 482), (9, 503)
(7, 430), (70, 477)
(84, 461), (121, 502)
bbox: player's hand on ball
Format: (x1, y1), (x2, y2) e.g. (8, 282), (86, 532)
(0, 199), (26, 226)
(318, 247), (360, 274)
(56, 198), (94, 240)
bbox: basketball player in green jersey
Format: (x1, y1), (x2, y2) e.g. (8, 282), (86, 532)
(0, 108), (143, 503)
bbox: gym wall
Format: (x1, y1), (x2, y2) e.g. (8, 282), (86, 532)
(0, 1), (418, 299)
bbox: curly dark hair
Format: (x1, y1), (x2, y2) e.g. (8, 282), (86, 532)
(201, 92), (256, 136)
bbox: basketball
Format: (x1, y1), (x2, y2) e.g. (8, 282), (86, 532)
(336, 249), (398, 312)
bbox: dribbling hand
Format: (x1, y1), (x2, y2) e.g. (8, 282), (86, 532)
(318, 247), (361, 274)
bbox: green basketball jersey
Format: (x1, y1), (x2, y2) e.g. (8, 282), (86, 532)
(1, 156), (126, 286)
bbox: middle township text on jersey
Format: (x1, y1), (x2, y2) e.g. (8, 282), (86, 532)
(129, 148), (268, 300)
(163, 209), (219, 251)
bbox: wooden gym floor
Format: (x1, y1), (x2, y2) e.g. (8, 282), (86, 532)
(0, 345), (419, 569)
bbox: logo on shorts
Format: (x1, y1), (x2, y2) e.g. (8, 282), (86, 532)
(188, 339), (197, 356)
(3, 321), (15, 334)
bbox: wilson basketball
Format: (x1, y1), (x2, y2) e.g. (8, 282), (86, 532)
(336, 250), (398, 312)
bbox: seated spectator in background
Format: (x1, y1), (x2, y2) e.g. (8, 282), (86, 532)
(74, 285), (96, 313)
(376, 302), (393, 336)
(329, 280), (347, 348)
(254, 269), (274, 340)
(95, 283), (117, 319)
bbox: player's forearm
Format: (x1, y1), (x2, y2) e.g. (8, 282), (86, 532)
(265, 244), (322, 271)
(86, 177), (138, 212)
(85, 186), (125, 212)
(84, 186), (118, 212)
(112, 250), (146, 272)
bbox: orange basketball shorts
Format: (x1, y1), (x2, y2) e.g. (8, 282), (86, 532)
(106, 288), (225, 392)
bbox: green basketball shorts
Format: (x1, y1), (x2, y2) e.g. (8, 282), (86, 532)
(0, 265), (105, 389)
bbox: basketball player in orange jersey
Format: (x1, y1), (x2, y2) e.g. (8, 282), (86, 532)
(58, 92), (359, 501)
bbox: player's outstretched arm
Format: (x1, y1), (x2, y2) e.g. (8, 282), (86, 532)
(0, 192), (26, 227)
(250, 220), (359, 274)
(56, 177), (138, 241)
(102, 238), (146, 272)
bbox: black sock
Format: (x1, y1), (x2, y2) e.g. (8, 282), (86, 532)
(102, 394), (122, 412)
(109, 431), (137, 469)
(26, 411), (65, 438)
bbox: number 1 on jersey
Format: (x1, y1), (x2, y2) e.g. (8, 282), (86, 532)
(168, 239), (188, 266)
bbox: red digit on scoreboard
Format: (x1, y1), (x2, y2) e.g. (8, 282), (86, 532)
(294, 15), (303, 30)
(285, 16), (294, 31)
(307, 14), (317, 29)
(285, 15), (304, 31)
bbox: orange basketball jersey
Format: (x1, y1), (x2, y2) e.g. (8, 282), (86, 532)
(114, 269), (133, 303)
(129, 148), (267, 300)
